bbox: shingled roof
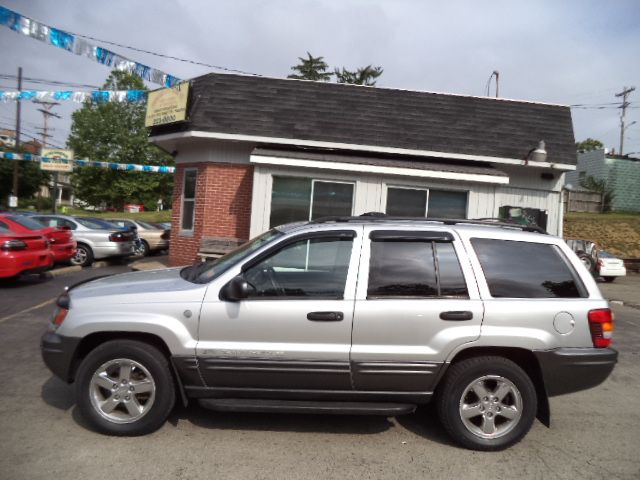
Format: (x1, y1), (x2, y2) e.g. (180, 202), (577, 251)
(150, 73), (577, 166)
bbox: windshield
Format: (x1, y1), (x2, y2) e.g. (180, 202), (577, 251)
(76, 217), (117, 230)
(6, 215), (46, 230)
(180, 229), (284, 284)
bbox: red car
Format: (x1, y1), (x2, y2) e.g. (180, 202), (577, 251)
(0, 214), (77, 263)
(0, 224), (54, 278)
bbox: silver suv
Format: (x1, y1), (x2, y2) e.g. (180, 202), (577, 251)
(41, 217), (617, 450)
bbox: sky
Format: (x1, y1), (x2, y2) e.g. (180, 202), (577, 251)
(1, 0), (639, 155)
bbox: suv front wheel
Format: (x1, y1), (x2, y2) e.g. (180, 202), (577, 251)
(437, 356), (537, 451)
(75, 340), (176, 435)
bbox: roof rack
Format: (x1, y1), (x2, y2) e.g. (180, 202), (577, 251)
(312, 213), (548, 234)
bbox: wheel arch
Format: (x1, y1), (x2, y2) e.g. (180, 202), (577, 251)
(70, 331), (188, 406)
(440, 346), (550, 427)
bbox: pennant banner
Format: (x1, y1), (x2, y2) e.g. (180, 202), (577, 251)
(0, 152), (175, 173)
(0, 6), (180, 87)
(0, 89), (147, 103)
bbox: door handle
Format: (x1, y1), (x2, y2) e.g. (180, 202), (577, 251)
(440, 311), (473, 321)
(307, 311), (344, 321)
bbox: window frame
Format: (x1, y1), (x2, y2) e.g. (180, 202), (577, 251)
(239, 230), (358, 301)
(180, 168), (198, 236)
(470, 237), (588, 299)
(309, 179), (355, 220)
(365, 232), (469, 300)
(384, 184), (469, 219)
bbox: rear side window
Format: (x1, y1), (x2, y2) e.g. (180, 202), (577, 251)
(471, 238), (585, 298)
(367, 237), (468, 299)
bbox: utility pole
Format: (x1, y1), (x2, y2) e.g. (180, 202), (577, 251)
(615, 86), (635, 155)
(34, 100), (61, 213)
(11, 67), (22, 207)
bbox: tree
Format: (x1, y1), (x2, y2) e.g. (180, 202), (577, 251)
(334, 65), (383, 86)
(576, 138), (604, 151)
(67, 70), (173, 210)
(288, 52), (332, 81)
(580, 175), (615, 212)
(0, 144), (51, 206)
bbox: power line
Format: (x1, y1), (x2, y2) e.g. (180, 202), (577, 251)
(65, 30), (260, 77)
(0, 73), (101, 90)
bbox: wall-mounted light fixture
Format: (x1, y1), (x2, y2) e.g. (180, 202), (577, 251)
(525, 140), (547, 164)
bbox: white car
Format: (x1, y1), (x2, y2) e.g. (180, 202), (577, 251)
(597, 251), (626, 282)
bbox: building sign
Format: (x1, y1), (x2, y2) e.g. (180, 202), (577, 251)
(40, 149), (74, 172)
(145, 82), (189, 127)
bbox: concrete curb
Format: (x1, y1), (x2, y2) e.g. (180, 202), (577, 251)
(45, 265), (82, 278)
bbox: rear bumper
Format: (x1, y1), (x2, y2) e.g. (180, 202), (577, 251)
(598, 266), (626, 277)
(534, 347), (618, 397)
(41, 330), (81, 383)
(93, 242), (135, 259)
(0, 250), (54, 278)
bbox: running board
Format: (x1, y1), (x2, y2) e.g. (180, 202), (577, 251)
(199, 398), (416, 416)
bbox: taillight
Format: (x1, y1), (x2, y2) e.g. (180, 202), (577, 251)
(109, 232), (127, 242)
(1, 239), (27, 251)
(588, 308), (614, 348)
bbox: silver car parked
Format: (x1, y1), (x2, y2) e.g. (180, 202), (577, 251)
(105, 218), (170, 256)
(33, 215), (135, 267)
(41, 216), (617, 450)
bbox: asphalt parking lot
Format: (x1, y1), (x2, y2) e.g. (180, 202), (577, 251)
(0, 269), (638, 480)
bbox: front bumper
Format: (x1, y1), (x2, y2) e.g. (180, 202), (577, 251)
(41, 330), (81, 383)
(534, 347), (618, 397)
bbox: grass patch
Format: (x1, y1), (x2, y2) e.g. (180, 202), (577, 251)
(62, 208), (172, 223)
(564, 212), (640, 258)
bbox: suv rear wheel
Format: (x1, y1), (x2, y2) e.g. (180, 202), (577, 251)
(437, 356), (537, 451)
(75, 340), (176, 435)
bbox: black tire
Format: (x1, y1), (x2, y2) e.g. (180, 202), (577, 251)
(71, 243), (94, 267)
(135, 240), (150, 257)
(602, 276), (616, 283)
(75, 340), (176, 436)
(578, 254), (594, 273)
(436, 356), (537, 451)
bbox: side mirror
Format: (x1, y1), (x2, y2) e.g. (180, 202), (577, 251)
(220, 276), (253, 302)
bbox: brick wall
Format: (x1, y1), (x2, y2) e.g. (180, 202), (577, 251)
(169, 162), (253, 266)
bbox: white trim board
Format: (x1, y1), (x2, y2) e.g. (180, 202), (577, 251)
(250, 155), (510, 185)
(151, 130), (577, 171)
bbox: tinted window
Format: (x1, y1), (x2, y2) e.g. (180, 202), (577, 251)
(270, 176), (311, 227)
(310, 181), (354, 220)
(6, 215), (45, 230)
(368, 241), (438, 297)
(436, 243), (469, 297)
(471, 238), (584, 298)
(427, 190), (468, 218)
(386, 188), (427, 217)
(244, 237), (353, 299)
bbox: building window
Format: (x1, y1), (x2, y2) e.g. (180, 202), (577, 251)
(269, 177), (354, 228)
(181, 169), (197, 232)
(386, 187), (468, 219)
(427, 190), (468, 218)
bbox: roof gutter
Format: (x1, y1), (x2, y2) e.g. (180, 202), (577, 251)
(150, 130), (577, 171)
